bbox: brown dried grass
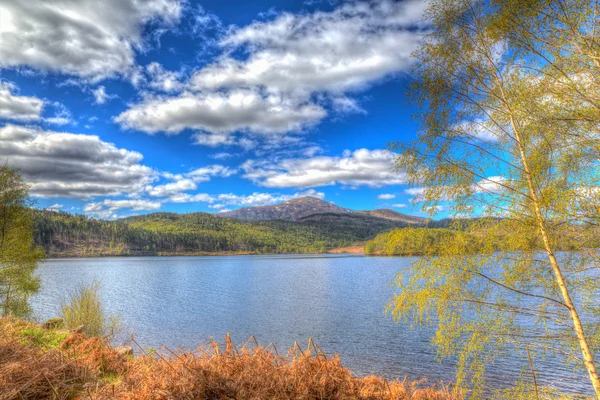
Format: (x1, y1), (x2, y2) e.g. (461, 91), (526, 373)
(1, 319), (461, 400)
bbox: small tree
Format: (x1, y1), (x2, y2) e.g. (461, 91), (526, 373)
(391, 0), (600, 397)
(0, 166), (44, 317)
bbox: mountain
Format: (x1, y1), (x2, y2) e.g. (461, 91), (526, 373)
(219, 196), (426, 224)
(356, 209), (426, 224)
(218, 197), (352, 221)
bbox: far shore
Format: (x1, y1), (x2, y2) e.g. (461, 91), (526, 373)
(43, 246), (367, 259)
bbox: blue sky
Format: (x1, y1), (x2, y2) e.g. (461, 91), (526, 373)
(0, 0), (439, 219)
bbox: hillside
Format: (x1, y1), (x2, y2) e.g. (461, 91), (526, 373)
(357, 209), (427, 224)
(218, 197), (351, 221)
(33, 209), (412, 257)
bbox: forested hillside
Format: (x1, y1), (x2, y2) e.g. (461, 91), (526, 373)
(33, 210), (412, 257)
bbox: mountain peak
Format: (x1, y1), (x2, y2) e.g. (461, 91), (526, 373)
(284, 196), (329, 204)
(218, 196), (426, 223)
(219, 197), (350, 221)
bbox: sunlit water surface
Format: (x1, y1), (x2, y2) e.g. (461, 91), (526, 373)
(31, 255), (593, 396)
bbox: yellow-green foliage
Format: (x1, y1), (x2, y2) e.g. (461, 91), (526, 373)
(1, 317), (68, 350)
(0, 166), (44, 317)
(387, 0), (600, 396)
(18, 326), (68, 350)
(60, 282), (120, 338)
(365, 227), (482, 256)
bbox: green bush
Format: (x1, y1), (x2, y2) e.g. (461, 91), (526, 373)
(60, 282), (120, 338)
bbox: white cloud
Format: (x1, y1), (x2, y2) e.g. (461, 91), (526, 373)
(84, 199), (161, 219)
(92, 86), (116, 105)
(165, 188), (324, 209)
(0, 81), (44, 121)
(0, 0), (181, 80)
(0, 124), (155, 198)
(377, 193), (396, 200)
(145, 62), (184, 92)
(392, 203), (407, 208)
(405, 187), (426, 196)
(147, 178), (197, 197)
(242, 148), (406, 188)
(216, 189), (325, 208)
(115, 0), (425, 143)
(475, 176), (508, 194)
(0, 81), (71, 124)
(116, 89), (326, 135)
(186, 165), (237, 181)
(193, 0), (425, 93)
(47, 203), (63, 210)
(210, 152), (234, 160)
(454, 118), (498, 142)
(146, 165), (237, 197)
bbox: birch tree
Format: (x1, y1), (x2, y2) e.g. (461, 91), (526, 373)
(390, 0), (600, 397)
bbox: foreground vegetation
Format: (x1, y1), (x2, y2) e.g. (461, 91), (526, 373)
(0, 317), (460, 400)
(33, 209), (413, 257)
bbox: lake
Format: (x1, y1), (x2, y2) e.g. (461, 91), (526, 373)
(31, 254), (593, 396)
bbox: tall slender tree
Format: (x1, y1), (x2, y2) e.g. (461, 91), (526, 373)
(0, 166), (43, 317)
(391, 0), (600, 397)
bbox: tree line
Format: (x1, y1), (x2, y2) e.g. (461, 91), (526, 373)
(33, 209), (412, 257)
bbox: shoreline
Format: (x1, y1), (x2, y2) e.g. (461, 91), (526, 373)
(43, 246), (367, 259)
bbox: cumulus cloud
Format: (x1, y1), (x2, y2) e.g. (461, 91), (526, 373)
(0, 124), (155, 198)
(242, 148), (406, 188)
(0, 0), (181, 80)
(0, 81), (44, 121)
(377, 193), (396, 200)
(84, 199), (161, 219)
(116, 89), (326, 135)
(115, 0), (425, 143)
(192, 0), (425, 93)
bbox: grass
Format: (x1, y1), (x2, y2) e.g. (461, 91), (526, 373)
(0, 317), (462, 400)
(18, 326), (68, 349)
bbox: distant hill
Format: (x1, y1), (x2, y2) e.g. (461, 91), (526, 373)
(356, 209), (426, 224)
(31, 196), (434, 257)
(218, 197), (351, 221)
(32, 208), (412, 258)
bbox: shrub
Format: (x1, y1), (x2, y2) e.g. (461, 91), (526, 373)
(60, 282), (120, 338)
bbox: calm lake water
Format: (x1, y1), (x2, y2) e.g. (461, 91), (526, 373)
(31, 254), (592, 396)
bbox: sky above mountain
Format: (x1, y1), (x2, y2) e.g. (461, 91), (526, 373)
(0, 0), (442, 219)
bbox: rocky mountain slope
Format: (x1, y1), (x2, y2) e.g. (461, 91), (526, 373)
(218, 197), (352, 221)
(218, 196), (425, 223)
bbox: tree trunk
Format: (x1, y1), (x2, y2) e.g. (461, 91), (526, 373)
(509, 115), (600, 398)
